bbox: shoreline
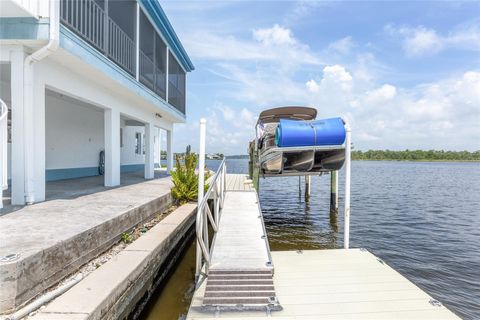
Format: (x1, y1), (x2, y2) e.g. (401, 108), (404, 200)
(351, 159), (480, 163)
(225, 157), (479, 163)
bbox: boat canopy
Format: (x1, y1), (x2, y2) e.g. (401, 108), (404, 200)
(257, 106), (317, 124)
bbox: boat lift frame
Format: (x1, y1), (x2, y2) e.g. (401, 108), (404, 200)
(194, 117), (352, 282)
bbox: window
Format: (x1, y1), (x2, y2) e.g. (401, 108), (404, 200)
(142, 133), (146, 155)
(168, 52), (186, 113)
(139, 10), (155, 90)
(139, 10), (167, 99)
(135, 132), (142, 155)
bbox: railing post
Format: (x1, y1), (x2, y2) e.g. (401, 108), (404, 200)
(135, 2), (139, 80)
(195, 118), (207, 279)
(103, 0), (108, 54)
(344, 122), (351, 249)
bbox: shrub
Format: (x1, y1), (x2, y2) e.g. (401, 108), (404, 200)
(170, 153), (210, 204)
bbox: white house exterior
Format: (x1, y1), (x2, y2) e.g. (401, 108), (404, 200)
(0, 0), (194, 205)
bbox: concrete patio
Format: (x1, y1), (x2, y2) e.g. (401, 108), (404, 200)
(0, 170), (174, 313)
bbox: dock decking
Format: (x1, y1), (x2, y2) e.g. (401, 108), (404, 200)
(187, 173), (459, 319)
(225, 173), (254, 191)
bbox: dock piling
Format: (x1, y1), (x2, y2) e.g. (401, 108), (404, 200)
(330, 171), (338, 214)
(305, 175), (311, 200)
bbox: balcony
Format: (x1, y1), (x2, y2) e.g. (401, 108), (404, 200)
(59, 0), (186, 115)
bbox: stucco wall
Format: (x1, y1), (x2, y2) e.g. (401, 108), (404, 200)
(46, 93), (104, 170)
(45, 93), (162, 177)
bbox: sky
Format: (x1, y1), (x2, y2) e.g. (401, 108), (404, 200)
(161, 1), (480, 155)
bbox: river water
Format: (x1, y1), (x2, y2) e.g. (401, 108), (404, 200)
(143, 159), (480, 319)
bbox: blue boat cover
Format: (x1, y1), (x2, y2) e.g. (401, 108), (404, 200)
(275, 117), (346, 147)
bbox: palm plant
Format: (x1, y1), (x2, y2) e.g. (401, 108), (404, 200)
(170, 153), (209, 204)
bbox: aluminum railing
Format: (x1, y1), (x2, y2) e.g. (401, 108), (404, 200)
(195, 158), (227, 280)
(60, 0), (135, 76)
(0, 99), (8, 209)
(107, 17), (135, 75)
(60, 0), (105, 52)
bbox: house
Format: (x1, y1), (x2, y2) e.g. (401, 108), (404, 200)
(0, 0), (194, 205)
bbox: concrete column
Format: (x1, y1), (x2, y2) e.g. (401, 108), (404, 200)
(10, 49), (25, 205)
(144, 123), (154, 179)
(104, 109), (120, 186)
(166, 129), (173, 172)
(33, 78), (45, 202)
(156, 127), (161, 169)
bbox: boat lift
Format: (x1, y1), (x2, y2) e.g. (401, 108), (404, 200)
(248, 106), (352, 246)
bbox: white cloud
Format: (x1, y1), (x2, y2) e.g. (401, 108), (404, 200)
(217, 104), (235, 121)
(365, 84), (397, 103)
(306, 79), (320, 93)
(182, 25), (320, 65)
(253, 24), (296, 46)
(327, 36), (355, 54)
(385, 22), (480, 57)
(321, 65), (353, 91)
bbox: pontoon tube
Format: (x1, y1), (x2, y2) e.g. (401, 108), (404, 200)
(275, 117), (346, 147)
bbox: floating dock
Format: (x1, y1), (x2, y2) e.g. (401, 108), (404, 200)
(187, 172), (459, 319)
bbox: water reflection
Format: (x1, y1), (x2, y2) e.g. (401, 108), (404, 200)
(144, 159), (480, 320)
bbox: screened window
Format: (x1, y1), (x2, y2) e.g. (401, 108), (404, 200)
(168, 52), (186, 113)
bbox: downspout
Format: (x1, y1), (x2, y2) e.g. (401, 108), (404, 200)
(23, 0), (60, 204)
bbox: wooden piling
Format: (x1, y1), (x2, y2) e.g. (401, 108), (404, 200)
(330, 170), (338, 214)
(248, 140), (260, 190)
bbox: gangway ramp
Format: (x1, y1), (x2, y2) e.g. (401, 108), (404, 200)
(204, 180), (279, 310)
(194, 166), (280, 311)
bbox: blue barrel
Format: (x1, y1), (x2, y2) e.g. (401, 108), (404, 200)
(275, 117), (346, 147)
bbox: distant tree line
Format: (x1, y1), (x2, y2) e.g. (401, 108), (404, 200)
(352, 150), (480, 161)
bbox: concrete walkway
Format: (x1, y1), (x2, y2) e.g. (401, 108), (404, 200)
(0, 171), (173, 313)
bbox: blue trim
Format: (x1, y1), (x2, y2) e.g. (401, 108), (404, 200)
(139, 0), (194, 72)
(60, 26), (186, 122)
(0, 18), (49, 40)
(46, 164), (147, 181)
(46, 167), (99, 181)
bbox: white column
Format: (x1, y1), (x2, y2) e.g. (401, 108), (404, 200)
(144, 123), (154, 179)
(10, 49), (26, 205)
(104, 109), (120, 186)
(166, 129), (173, 172)
(33, 78), (45, 202)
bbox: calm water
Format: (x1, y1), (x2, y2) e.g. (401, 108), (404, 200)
(144, 159), (480, 320)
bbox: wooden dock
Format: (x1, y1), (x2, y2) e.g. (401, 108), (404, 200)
(187, 173), (460, 319)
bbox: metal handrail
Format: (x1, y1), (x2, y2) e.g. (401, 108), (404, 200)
(1, 99), (8, 209)
(195, 158), (227, 278)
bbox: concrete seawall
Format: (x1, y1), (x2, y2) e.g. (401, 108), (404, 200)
(31, 203), (197, 320)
